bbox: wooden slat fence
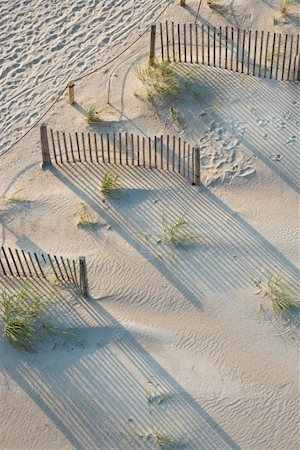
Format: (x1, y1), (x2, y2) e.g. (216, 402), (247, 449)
(41, 125), (201, 185)
(0, 247), (88, 296)
(151, 22), (300, 81)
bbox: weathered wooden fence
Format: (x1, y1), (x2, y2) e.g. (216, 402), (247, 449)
(150, 22), (300, 81)
(0, 247), (88, 296)
(40, 125), (201, 185)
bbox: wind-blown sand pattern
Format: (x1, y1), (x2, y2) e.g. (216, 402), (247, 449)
(1, 0), (300, 449)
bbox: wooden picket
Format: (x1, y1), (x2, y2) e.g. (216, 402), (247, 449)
(153, 22), (299, 81)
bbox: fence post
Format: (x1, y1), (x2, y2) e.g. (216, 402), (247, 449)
(179, 0), (186, 5)
(294, 54), (300, 81)
(79, 256), (89, 297)
(68, 80), (75, 104)
(192, 147), (200, 185)
(149, 25), (156, 66)
(40, 124), (51, 168)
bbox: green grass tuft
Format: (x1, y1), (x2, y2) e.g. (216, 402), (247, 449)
(265, 274), (299, 319)
(162, 212), (197, 246)
(136, 61), (179, 99)
(1, 288), (44, 349)
(86, 104), (102, 123)
(100, 169), (119, 196)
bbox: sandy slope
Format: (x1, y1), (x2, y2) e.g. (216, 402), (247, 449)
(1, 0), (300, 449)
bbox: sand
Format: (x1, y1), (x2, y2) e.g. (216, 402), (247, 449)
(1, 1), (300, 449)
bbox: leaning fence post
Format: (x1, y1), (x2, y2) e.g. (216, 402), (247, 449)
(68, 80), (75, 104)
(149, 25), (156, 66)
(79, 256), (89, 296)
(40, 124), (51, 168)
(192, 146), (200, 185)
(294, 54), (300, 81)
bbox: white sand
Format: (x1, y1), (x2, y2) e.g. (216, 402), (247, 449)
(1, 1), (300, 449)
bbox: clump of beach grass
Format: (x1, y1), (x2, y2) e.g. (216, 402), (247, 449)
(162, 212), (197, 246)
(265, 274), (299, 319)
(136, 60), (179, 100)
(1, 287), (44, 349)
(75, 201), (97, 227)
(100, 169), (119, 196)
(280, 0), (293, 17)
(86, 104), (102, 124)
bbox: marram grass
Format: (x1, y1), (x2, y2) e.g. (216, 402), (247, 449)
(100, 169), (119, 196)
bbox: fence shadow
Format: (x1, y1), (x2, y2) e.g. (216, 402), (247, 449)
(0, 276), (241, 450)
(174, 64), (300, 193)
(48, 162), (299, 305)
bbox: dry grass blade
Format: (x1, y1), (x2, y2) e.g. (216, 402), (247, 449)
(162, 212), (197, 246)
(75, 202), (97, 227)
(280, 0), (293, 17)
(136, 60), (179, 100)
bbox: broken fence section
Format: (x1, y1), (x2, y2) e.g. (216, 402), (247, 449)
(40, 125), (201, 186)
(0, 247), (88, 297)
(150, 22), (300, 82)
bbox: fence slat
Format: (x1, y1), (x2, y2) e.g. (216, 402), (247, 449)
(15, 249), (26, 277)
(264, 31), (270, 78)
(207, 25), (210, 66)
(213, 27), (216, 67)
(241, 29), (246, 73)
(270, 33), (276, 79)
(253, 30), (258, 76)
(281, 34), (288, 81)
(236, 28), (240, 72)
(57, 131), (63, 164)
(82, 133), (87, 162)
(172, 22), (176, 62)
(119, 133), (122, 165)
(178, 23), (182, 62)
(0, 255), (7, 276)
(8, 248), (20, 277)
(160, 22), (164, 61)
(88, 132), (93, 162)
(184, 24), (187, 63)
(142, 137), (146, 168)
(148, 137), (152, 169)
(125, 133), (128, 165)
(69, 133), (76, 163)
(75, 132), (81, 162)
(60, 256), (71, 282)
(275, 33), (282, 80)
(160, 135), (164, 169)
(131, 133), (134, 166)
(166, 21), (170, 61)
(172, 136), (175, 172)
(287, 34), (294, 80)
(247, 30), (252, 75)
(100, 133), (105, 162)
(34, 253), (45, 278)
(67, 258), (77, 286)
(2, 247), (14, 276)
(50, 129), (58, 164)
(202, 25), (205, 65)
(28, 251), (40, 278)
(94, 133), (99, 163)
(21, 250), (32, 276)
(113, 133), (117, 164)
(154, 136), (158, 169)
(196, 25), (199, 64)
(225, 27), (228, 69)
(258, 31), (264, 77)
(107, 133), (111, 164)
(190, 23), (193, 64)
(63, 132), (69, 163)
(219, 26), (222, 68)
(53, 255), (65, 281)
